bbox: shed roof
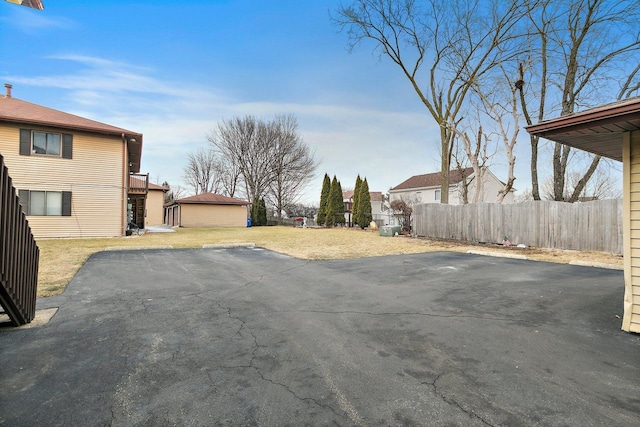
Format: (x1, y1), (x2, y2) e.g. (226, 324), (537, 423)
(175, 193), (249, 206)
(525, 96), (640, 162)
(0, 94), (144, 172)
(129, 176), (167, 191)
(390, 167), (474, 191)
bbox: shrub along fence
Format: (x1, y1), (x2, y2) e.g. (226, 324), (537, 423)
(413, 199), (623, 254)
(0, 154), (39, 325)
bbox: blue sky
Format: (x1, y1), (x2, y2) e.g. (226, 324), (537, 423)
(1, 0), (534, 203)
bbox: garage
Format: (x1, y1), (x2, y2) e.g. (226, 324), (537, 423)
(164, 192), (249, 228)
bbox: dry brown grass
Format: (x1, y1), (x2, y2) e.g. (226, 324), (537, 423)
(36, 226), (622, 298)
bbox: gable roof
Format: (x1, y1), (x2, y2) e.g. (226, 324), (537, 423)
(175, 193), (249, 206)
(390, 167), (475, 191)
(147, 182), (167, 191)
(525, 96), (640, 162)
(0, 94), (144, 172)
(370, 191), (384, 201)
(343, 190), (385, 201)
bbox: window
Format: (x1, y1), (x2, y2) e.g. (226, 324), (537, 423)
(20, 129), (73, 159)
(18, 190), (72, 216)
(32, 131), (61, 156)
(435, 189), (441, 201)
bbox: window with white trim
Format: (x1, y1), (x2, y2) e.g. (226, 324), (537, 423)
(435, 189), (441, 201)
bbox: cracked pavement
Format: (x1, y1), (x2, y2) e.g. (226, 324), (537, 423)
(1, 248), (639, 426)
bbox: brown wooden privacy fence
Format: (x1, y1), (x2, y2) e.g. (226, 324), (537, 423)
(413, 199), (623, 254)
(0, 154), (39, 325)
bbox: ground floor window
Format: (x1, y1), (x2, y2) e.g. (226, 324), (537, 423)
(18, 190), (72, 216)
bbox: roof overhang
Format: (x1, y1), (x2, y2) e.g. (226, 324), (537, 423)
(126, 134), (143, 173)
(4, 0), (44, 10)
(525, 97), (640, 162)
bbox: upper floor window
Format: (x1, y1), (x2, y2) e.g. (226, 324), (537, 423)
(33, 131), (61, 156)
(19, 128), (73, 159)
(435, 189), (441, 201)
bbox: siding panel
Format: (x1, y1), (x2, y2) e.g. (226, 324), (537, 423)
(180, 204), (247, 228)
(625, 130), (640, 333)
(0, 124), (125, 238)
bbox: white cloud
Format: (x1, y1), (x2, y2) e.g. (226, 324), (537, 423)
(0, 7), (76, 33)
(5, 54), (446, 203)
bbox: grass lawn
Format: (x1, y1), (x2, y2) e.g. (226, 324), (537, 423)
(36, 226), (623, 298)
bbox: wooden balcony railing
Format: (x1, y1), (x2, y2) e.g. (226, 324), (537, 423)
(129, 173), (149, 195)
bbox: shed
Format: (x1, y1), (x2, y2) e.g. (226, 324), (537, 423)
(165, 192), (249, 228)
(526, 96), (640, 333)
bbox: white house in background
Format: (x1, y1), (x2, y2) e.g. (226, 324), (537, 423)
(389, 167), (515, 205)
(343, 190), (388, 227)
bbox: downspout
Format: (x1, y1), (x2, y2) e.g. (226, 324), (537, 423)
(121, 133), (127, 235)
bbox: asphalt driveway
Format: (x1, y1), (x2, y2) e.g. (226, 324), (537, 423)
(1, 248), (638, 426)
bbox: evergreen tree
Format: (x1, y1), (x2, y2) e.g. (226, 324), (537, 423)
(356, 178), (372, 229)
(251, 197), (268, 226)
(326, 175), (345, 227)
(325, 176), (338, 227)
(257, 198), (267, 226)
(251, 197), (260, 226)
(317, 173), (331, 226)
(352, 175), (362, 227)
(334, 178), (346, 226)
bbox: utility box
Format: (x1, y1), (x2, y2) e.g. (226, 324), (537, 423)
(379, 225), (401, 237)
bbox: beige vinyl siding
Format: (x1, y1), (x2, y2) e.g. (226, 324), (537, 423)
(145, 189), (165, 226)
(624, 130), (640, 333)
(179, 204), (247, 228)
(0, 124), (126, 238)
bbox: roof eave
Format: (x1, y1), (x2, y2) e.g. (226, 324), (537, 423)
(0, 115), (141, 139)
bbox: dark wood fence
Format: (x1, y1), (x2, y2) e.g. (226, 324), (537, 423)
(0, 154), (39, 325)
(413, 199), (623, 254)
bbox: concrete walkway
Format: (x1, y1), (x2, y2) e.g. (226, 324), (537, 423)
(1, 249), (638, 426)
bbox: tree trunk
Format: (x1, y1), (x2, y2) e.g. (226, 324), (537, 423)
(440, 125), (450, 204)
(567, 155), (601, 203)
(530, 135), (540, 200)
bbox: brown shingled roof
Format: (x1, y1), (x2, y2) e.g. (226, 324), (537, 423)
(370, 191), (384, 202)
(343, 190), (384, 201)
(129, 175), (167, 191)
(391, 168), (475, 191)
(0, 95), (144, 172)
(147, 182), (167, 191)
(175, 193), (249, 205)
(0, 96), (140, 136)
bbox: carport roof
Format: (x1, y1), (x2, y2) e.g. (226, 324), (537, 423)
(525, 96), (640, 162)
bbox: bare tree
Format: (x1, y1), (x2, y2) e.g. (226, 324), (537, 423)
(284, 203), (318, 220)
(183, 147), (222, 195)
(162, 181), (187, 204)
(389, 195), (419, 232)
(448, 124), (489, 204)
(266, 115), (318, 225)
(208, 114), (316, 216)
(334, 0), (528, 203)
(217, 155), (242, 198)
(541, 161), (622, 201)
(518, 0), (640, 201)
(473, 65), (519, 203)
(208, 116), (275, 205)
